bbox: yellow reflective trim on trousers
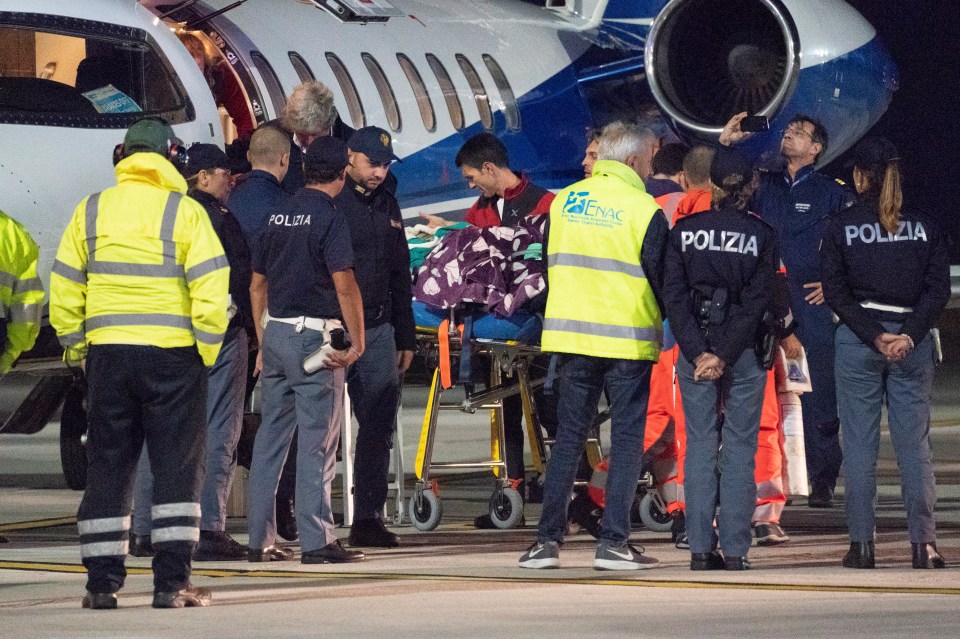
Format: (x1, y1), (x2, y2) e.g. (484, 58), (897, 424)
(77, 515), (130, 535)
(80, 540), (129, 558)
(151, 502), (201, 519)
(548, 253), (646, 279)
(151, 526), (200, 543)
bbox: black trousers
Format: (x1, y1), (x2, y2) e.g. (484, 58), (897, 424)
(78, 345), (207, 594)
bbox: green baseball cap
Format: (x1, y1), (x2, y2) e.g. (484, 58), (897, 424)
(123, 117), (174, 157)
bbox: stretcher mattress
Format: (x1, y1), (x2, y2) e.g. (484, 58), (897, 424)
(413, 301), (542, 344)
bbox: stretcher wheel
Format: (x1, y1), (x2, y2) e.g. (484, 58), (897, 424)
(409, 490), (442, 531)
(488, 487), (524, 529)
(637, 491), (673, 533)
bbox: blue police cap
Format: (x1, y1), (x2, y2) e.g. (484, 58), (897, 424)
(305, 136), (349, 173)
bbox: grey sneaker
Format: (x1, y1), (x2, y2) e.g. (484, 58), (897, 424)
(594, 543), (659, 571)
(518, 540), (560, 569)
(755, 523), (790, 546)
(674, 531), (690, 550)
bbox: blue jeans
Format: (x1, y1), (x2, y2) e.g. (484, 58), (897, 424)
(131, 326), (249, 535)
(835, 323), (937, 544)
(347, 323), (400, 520)
(677, 349), (765, 557)
(538, 354), (653, 546)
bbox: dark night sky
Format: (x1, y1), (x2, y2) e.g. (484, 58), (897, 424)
(830, 1), (960, 255)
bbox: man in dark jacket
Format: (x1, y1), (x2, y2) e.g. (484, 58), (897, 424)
(335, 127), (415, 548)
(131, 143), (252, 562)
(229, 126), (291, 244)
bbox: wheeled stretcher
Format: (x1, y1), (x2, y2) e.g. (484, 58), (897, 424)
(407, 302), (610, 531)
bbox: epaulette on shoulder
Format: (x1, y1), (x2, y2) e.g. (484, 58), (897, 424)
(834, 178), (847, 186)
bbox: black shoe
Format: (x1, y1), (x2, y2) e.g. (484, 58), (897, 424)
(129, 534), (154, 558)
(194, 530), (249, 561)
(152, 584), (212, 608)
(724, 556), (751, 571)
(808, 483), (835, 508)
(671, 511), (687, 547)
(348, 518), (400, 548)
(842, 541), (875, 569)
(301, 539), (364, 564)
(912, 542), (946, 569)
(248, 545), (294, 562)
(0, 534), (8, 543)
(276, 497), (299, 542)
(81, 592), (118, 610)
(690, 551), (724, 571)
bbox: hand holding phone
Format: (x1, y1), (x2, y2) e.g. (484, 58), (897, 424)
(739, 115), (770, 133)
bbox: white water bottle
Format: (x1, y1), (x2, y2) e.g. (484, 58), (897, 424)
(302, 328), (350, 372)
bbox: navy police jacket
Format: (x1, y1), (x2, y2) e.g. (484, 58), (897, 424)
(334, 175), (415, 351)
(820, 197), (950, 349)
(663, 205), (778, 365)
(752, 165), (854, 312)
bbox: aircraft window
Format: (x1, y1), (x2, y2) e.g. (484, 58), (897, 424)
(361, 53), (401, 133)
(0, 14), (192, 128)
(396, 53), (435, 132)
(455, 54), (493, 130)
(482, 54), (520, 131)
(425, 54), (464, 131)
(249, 51), (286, 116)
(326, 52), (366, 129)
(288, 52), (315, 83)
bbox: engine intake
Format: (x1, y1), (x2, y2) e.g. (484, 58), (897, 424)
(645, 0), (800, 135)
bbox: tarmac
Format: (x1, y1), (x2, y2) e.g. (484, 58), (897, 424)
(2, 330), (960, 637)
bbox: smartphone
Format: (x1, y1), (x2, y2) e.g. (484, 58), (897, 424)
(739, 115), (770, 132)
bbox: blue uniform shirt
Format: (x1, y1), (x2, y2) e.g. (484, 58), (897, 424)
(251, 188), (354, 319)
(228, 169), (291, 245)
(752, 165), (854, 314)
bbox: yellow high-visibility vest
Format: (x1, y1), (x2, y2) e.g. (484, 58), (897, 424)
(50, 152), (229, 366)
(0, 211), (44, 374)
(542, 160), (662, 360)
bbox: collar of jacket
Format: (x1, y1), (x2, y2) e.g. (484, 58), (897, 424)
(346, 174), (374, 198)
(237, 169), (281, 189)
(188, 187), (229, 215)
(115, 152), (188, 193)
(591, 160), (646, 191)
(782, 162), (815, 186)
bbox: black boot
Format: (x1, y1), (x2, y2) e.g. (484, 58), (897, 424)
(194, 530), (249, 561)
(690, 550), (724, 571)
(808, 483), (834, 508)
(842, 541), (875, 569)
(348, 518), (400, 548)
(912, 542), (946, 569)
(275, 497), (299, 542)
(723, 556), (751, 571)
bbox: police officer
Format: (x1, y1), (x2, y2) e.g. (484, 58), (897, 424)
(50, 117), (229, 608)
(721, 113), (854, 508)
(247, 136), (366, 564)
(663, 147), (778, 571)
(130, 143), (252, 561)
(334, 127), (414, 548)
(820, 137), (950, 570)
(519, 121), (665, 571)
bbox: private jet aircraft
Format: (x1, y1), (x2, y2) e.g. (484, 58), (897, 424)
(0, 0), (897, 487)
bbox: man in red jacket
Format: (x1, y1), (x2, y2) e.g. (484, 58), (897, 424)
(421, 133), (554, 526)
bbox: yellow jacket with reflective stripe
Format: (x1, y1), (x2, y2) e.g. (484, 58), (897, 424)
(542, 160), (662, 360)
(0, 210), (44, 374)
(50, 153), (229, 366)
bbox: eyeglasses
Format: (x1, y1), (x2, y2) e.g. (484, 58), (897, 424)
(782, 125), (814, 141)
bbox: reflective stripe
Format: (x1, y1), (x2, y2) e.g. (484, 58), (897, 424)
(0, 271), (14, 289)
(151, 502), (201, 519)
(86, 313), (193, 332)
(195, 327), (226, 345)
(185, 254), (229, 283)
(151, 526), (200, 543)
(59, 330), (86, 346)
(85, 192), (101, 259)
(10, 303), (41, 324)
(160, 193), (181, 246)
(13, 277), (43, 295)
(81, 540), (129, 558)
(543, 318), (661, 342)
(862, 300), (913, 314)
(548, 253), (646, 280)
(78, 515), (131, 535)
(52, 259), (87, 284)
(87, 261), (185, 278)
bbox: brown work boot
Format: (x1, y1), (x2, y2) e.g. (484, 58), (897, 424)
(152, 584), (212, 608)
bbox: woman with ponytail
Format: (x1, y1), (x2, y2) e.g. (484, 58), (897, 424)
(821, 137), (951, 570)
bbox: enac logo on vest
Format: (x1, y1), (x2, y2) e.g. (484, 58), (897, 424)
(561, 191), (624, 229)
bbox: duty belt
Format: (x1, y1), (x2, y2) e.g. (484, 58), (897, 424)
(861, 300), (913, 314)
(268, 315), (342, 333)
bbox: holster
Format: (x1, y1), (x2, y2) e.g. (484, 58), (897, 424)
(693, 287), (730, 330)
(755, 310), (778, 370)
